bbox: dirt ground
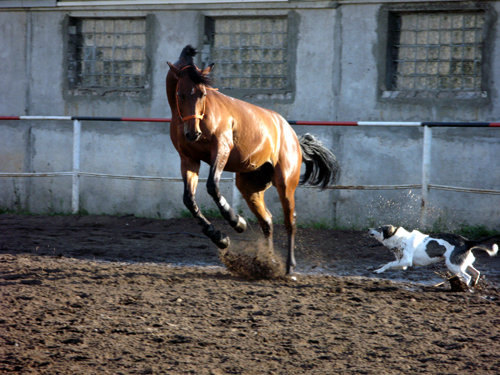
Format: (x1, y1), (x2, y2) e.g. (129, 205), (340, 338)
(1, 214), (499, 374)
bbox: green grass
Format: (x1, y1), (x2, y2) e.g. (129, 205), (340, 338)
(179, 206), (223, 219)
(297, 220), (332, 230)
(2, 207), (499, 239)
(428, 216), (500, 239)
(0, 207), (91, 217)
(455, 225), (500, 240)
(296, 220), (364, 231)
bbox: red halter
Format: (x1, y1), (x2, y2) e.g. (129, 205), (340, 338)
(175, 66), (218, 122)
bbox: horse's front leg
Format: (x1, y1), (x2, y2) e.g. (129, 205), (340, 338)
(206, 145), (247, 234)
(181, 157), (230, 249)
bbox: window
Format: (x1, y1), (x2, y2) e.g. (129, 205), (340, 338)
(67, 17), (148, 95)
(203, 16), (293, 100)
(385, 10), (487, 99)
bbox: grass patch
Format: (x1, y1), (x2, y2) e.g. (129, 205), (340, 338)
(429, 219), (499, 239)
(179, 207), (223, 219)
(298, 220), (331, 230)
(0, 207), (77, 216)
(456, 225), (500, 240)
(297, 220), (361, 231)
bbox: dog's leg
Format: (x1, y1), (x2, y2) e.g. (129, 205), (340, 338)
(446, 261), (468, 286)
(375, 259), (410, 273)
(457, 271), (472, 286)
(467, 265), (481, 287)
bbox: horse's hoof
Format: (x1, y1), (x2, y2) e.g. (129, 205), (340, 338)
(213, 230), (230, 249)
(202, 225), (230, 249)
(233, 216), (247, 233)
(215, 234), (230, 249)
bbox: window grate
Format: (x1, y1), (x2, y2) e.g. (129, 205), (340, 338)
(67, 17), (147, 92)
(206, 17), (289, 91)
(388, 11), (485, 93)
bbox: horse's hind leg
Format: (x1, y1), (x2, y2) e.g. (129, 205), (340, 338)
(181, 157), (229, 249)
(236, 172), (273, 250)
(273, 167), (299, 274)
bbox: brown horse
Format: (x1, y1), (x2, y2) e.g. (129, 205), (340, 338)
(166, 45), (339, 274)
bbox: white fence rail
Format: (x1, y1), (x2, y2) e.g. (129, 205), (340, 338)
(1, 116), (499, 227)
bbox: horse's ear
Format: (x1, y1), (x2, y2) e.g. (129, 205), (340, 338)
(167, 62), (180, 79)
(202, 63), (215, 76)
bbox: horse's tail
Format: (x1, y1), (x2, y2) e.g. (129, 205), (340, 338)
(298, 133), (340, 189)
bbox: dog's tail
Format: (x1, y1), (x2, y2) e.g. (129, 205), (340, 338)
(471, 243), (498, 257)
(468, 234), (500, 256)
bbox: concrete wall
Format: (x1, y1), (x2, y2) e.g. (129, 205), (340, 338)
(1, 1), (499, 231)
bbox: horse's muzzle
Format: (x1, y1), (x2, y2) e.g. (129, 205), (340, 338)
(185, 130), (202, 142)
(183, 121), (202, 142)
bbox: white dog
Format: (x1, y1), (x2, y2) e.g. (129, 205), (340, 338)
(368, 225), (498, 286)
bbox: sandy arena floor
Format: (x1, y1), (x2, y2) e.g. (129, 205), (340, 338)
(1, 214), (499, 374)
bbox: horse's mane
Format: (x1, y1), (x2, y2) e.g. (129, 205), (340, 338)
(174, 45), (213, 86)
(183, 65), (213, 86)
(176, 45), (197, 66)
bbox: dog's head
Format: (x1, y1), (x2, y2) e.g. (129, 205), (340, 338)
(368, 225), (398, 243)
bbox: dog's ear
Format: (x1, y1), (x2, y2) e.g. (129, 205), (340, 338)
(382, 225), (397, 239)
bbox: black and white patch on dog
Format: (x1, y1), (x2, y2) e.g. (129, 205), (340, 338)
(368, 225), (499, 286)
(425, 240), (447, 258)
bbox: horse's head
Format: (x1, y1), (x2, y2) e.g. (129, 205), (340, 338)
(167, 62), (214, 142)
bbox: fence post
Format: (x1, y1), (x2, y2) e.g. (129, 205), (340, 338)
(420, 125), (432, 228)
(72, 119), (81, 214)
